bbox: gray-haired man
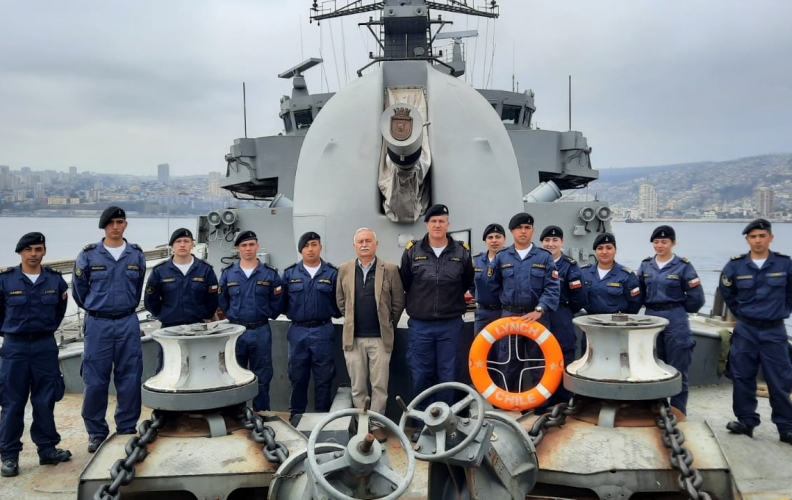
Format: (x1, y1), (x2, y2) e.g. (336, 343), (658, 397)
(336, 228), (405, 442)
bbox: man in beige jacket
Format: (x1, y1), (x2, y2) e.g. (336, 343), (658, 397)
(336, 228), (405, 442)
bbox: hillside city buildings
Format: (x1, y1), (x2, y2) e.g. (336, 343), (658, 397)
(638, 184), (658, 219)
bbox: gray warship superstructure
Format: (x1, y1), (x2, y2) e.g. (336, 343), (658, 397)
(198, 0), (609, 271)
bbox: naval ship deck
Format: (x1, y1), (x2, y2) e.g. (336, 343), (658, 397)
(3, 385), (791, 499)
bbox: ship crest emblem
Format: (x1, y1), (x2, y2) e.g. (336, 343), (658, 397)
(720, 273), (732, 287)
(390, 107), (413, 141)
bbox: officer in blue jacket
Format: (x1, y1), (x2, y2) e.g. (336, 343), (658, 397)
(472, 223), (506, 335)
(281, 232), (341, 420)
(538, 225), (587, 410)
(581, 233), (642, 315)
(0, 233), (71, 478)
(218, 231), (283, 412)
(491, 213), (560, 393)
(638, 225), (705, 415)
(719, 219), (792, 445)
(145, 228), (219, 371)
(72, 207), (146, 453)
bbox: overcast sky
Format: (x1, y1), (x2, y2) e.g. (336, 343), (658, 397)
(1, 0), (791, 176)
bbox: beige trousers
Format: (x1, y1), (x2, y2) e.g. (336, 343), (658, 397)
(344, 337), (391, 426)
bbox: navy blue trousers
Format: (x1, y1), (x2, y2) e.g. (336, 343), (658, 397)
(730, 322), (792, 433)
(407, 317), (464, 410)
(236, 324), (273, 412)
(474, 308), (502, 363)
(0, 335), (64, 460)
(647, 306), (694, 415)
(287, 322), (336, 416)
(81, 316), (143, 439)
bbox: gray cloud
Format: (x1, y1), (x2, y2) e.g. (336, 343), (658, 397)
(1, 0), (791, 174)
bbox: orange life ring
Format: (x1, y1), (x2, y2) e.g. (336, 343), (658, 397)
(468, 316), (564, 411)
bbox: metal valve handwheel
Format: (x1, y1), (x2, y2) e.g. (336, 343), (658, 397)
(306, 408), (415, 500)
(398, 381), (486, 460)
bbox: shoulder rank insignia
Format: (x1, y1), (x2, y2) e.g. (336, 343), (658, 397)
(83, 243), (96, 251)
(221, 263), (234, 272)
(43, 266), (60, 274)
(131, 243), (142, 250)
(405, 240), (415, 250)
(731, 254), (744, 260)
(264, 263), (279, 272)
(642, 256), (652, 262)
(775, 251), (790, 258)
(681, 257), (691, 263)
(0, 267), (13, 274)
(473, 252), (483, 259)
(326, 262), (338, 270)
(284, 263), (297, 271)
(720, 273), (732, 287)
(622, 267), (634, 274)
(154, 260), (167, 268)
(564, 256), (577, 264)
(460, 241), (470, 252)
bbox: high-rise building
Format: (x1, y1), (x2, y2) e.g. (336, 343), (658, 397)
(639, 183), (658, 219)
(158, 163), (170, 185)
(209, 171), (222, 196)
(34, 182), (45, 198)
(0, 165), (9, 190)
(754, 187), (774, 216)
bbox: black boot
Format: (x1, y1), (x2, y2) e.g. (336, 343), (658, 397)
(1, 459), (19, 478)
(726, 420), (754, 438)
(780, 432), (792, 445)
(87, 437), (105, 453)
(39, 448), (72, 465)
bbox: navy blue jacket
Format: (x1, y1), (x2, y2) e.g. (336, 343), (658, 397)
(0, 266), (68, 335)
(218, 261), (283, 324)
(555, 255), (588, 314)
(72, 240), (146, 313)
(719, 252), (792, 322)
(145, 258), (219, 327)
(581, 261), (642, 314)
(471, 252), (501, 307)
(491, 245), (560, 312)
(638, 255), (705, 314)
(281, 260), (341, 322)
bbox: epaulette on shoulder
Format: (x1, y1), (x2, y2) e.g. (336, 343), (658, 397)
(221, 262), (235, 272)
(263, 262), (279, 272)
(622, 266), (634, 274)
(0, 266), (13, 274)
(642, 256), (652, 262)
(582, 262), (593, 268)
(153, 260), (168, 268)
(43, 266), (60, 274)
(284, 263), (297, 271)
(83, 243), (96, 251)
(405, 240), (415, 250)
(131, 243), (142, 251)
(459, 240), (470, 252)
(473, 251), (483, 258)
(564, 255), (577, 264)
(731, 254), (745, 260)
(326, 262), (338, 270)
(681, 257), (691, 264)
(774, 251), (790, 258)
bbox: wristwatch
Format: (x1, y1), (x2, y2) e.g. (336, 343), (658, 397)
(535, 306), (544, 314)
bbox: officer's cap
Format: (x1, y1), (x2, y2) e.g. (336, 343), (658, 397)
(99, 206), (126, 229)
(540, 225), (563, 241)
(508, 213), (534, 231)
(743, 218), (772, 235)
(482, 223), (506, 241)
(593, 232), (616, 250)
(169, 228), (194, 246)
(234, 230), (257, 247)
(298, 231), (321, 252)
(650, 225), (676, 242)
(15, 232), (46, 253)
(424, 204), (449, 222)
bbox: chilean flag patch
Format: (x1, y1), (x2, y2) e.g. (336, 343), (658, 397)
(569, 279), (582, 289)
(551, 270), (559, 279)
(688, 277), (701, 288)
(274, 286), (283, 295)
(630, 287), (640, 297)
(209, 285), (218, 292)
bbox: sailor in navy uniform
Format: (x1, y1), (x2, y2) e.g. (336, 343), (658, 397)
(719, 219), (792, 445)
(581, 233), (642, 316)
(218, 231), (283, 412)
(0, 233), (71, 478)
(144, 228), (219, 371)
(638, 225), (705, 415)
(72, 207), (146, 453)
(538, 225), (587, 410)
(281, 232), (341, 420)
(471, 223), (506, 335)
(399, 204), (474, 422)
(491, 213), (560, 393)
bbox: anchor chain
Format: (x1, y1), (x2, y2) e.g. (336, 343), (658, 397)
(655, 399), (713, 500)
(239, 406), (290, 464)
(92, 410), (168, 500)
(527, 396), (581, 447)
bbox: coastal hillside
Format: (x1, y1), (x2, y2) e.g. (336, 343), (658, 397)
(587, 153), (792, 214)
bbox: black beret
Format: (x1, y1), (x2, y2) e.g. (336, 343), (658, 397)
(593, 232), (616, 250)
(650, 225), (675, 242)
(423, 204), (449, 222)
(169, 228), (194, 246)
(482, 223), (505, 241)
(298, 231), (321, 252)
(234, 230), (257, 246)
(540, 225), (563, 241)
(508, 213), (534, 230)
(743, 218), (771, 235)
(99, 206), (126, 229)
(15, 232), (45, 253)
